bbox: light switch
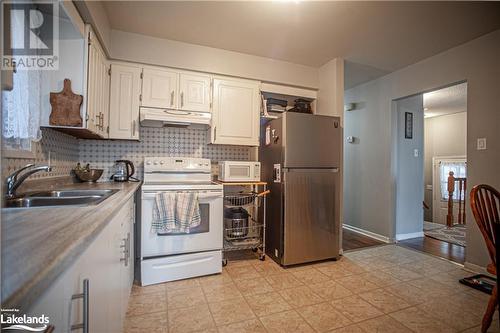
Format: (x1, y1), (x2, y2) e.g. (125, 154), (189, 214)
(414, 149), (419, 157)
(477, 138), (487, 150)
(346, 136), (355, 143)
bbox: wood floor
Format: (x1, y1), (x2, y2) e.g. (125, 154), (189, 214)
(398, 236), (465, 264)
(342, 228), (385, 251)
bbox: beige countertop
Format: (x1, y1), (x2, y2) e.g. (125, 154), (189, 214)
(1, 181), (142, 310)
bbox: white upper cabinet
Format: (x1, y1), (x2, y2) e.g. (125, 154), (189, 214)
(86, 27), (110, 138)
(210, 77), (260, 146)
(179, 73), (211, 112)
(142, 68), (211, 113)
(142, 68), (178, 109)
(109, 63), (141, 140)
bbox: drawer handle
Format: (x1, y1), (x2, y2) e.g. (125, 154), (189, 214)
(180, 91), (184, 108)
(70, 279), (89, 333)
(170, 90), (174, 107)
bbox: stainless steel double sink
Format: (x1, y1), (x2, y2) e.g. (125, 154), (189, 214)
(4, 189), (119, 208)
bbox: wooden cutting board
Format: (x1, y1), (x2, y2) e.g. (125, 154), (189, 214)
(49, 79), (83, 127)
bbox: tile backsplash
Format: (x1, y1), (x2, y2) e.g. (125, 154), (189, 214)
(2, 128), (79, 180)
(3, 126), (252, 182)
(80, 127), (251, 180)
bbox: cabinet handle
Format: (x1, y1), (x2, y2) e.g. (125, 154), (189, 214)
(120, 232), (131, 266)
(214, 126), (217, 140)
(132, 120), (136, 137)
(180, 92), (184, 108)
(99, 113), (104, 129)
(170, 90), (174, 107)
(71, 279), (89, 333)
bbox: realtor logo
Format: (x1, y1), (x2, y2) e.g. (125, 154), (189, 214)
(1, 0), (59, 70)
(1, 308), (50, 332)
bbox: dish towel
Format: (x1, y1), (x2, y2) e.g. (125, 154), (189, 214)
(152, 192), (201, 233)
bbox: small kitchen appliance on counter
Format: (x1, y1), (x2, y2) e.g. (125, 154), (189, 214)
(218, 161), (261, 182)
(110, 160), (139, 182)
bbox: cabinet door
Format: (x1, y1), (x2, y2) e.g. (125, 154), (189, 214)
(211, 77), (260, 146)
(109, 63), (141, 140)
(27, 274), (65, 332)
(120, 199), (135, 322)
(79, 219), (114, 333)
(109, 213), (126, 333)
(86, 28), (110, 138)
(142, 68), (178, 109)
(179, 73), (211, 112)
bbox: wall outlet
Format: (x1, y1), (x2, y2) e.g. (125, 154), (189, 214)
(477, 138), (487, 150)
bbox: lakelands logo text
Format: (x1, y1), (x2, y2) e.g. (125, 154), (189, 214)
(1, 308), (49, 331)
(1, 0), (59, 70)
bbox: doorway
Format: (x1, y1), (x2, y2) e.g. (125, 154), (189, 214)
(397, 82), (467, 263)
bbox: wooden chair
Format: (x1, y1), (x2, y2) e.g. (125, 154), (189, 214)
(470, 184), (500, 332)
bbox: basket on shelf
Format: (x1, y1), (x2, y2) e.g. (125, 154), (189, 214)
(223, 190), (270, 207)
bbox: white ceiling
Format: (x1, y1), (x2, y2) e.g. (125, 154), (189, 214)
(103, 1), (500, 82)
(423, 82), (467, 118)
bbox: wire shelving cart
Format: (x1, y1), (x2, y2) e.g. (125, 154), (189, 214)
(217, 181), (269, 266)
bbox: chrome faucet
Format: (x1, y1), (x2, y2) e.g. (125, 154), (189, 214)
(5, 164), (52, 198)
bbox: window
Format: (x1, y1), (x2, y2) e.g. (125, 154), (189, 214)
(440, 161), (466, 201)
(1, 5), (43, 153)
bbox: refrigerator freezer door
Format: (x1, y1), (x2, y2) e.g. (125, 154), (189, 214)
(260, 118), (285, 263)
(283, 112), (341, 168)
(283, 168), (340, 265)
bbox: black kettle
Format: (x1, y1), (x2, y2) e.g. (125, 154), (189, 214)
(110, 160), (139, 182)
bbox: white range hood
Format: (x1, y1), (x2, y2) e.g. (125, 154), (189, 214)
(140, 107), (211, 128)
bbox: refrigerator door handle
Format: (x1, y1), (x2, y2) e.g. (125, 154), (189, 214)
(283, 167), (339, 173)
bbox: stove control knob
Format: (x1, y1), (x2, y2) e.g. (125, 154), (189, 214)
(146, 161), (151, 165)
(154, 161), (158, 165)
(160, 161), (164, 165)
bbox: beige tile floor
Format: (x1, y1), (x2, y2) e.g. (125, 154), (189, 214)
(125, 245), (500, 333)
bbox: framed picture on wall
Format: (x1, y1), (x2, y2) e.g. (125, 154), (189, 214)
(405, 112), (413, 139)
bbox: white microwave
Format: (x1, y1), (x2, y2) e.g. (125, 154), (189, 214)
(218, 161), (261, 182)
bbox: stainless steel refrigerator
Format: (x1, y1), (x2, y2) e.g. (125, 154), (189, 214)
(260, 112), (341, 266)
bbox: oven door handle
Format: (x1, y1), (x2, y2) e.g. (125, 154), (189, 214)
(142, 192), (222, 200)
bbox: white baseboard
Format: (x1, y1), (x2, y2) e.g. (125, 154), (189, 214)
(342, 224), (392, 243)
(464, 261), (493, 277)
(395, 232), (424, 241)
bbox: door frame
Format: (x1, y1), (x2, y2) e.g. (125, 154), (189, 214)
(432, 155), (466, 224)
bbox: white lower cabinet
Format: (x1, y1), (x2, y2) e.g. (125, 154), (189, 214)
(27, 197), (135, 332)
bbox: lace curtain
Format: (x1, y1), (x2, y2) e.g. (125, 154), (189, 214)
(440, 161), (467, 201)
(1, 6), (43, 150)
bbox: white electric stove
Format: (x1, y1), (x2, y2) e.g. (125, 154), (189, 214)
(140, 157), (223, 286)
